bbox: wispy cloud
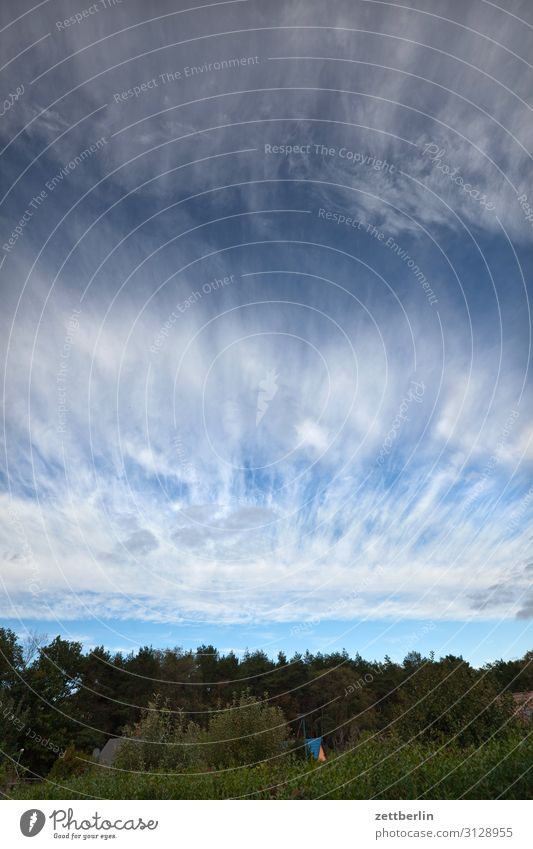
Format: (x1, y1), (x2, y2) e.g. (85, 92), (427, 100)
(1, 0), (532, 632)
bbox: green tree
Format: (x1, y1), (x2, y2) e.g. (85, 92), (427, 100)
(206, 690), (289, 767)
(115, 695), (203, 771)
(21, 637), (84, 774)
(395, 656), (515, 746)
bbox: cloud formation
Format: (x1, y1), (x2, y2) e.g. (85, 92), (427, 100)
(1, 0), (532, 631)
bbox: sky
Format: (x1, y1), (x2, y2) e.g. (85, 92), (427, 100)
(0, 0), (532, 667)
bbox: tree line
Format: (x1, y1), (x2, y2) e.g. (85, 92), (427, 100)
(0, 627), (531, 777)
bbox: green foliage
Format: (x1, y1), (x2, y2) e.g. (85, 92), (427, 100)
(394, 657), (516, 746)
(46, 746), (92, 782)
(205, 691), (290, 767)
(115, 691), (289, 771)
(115, 695), (203, 771)
(0, 625), (530, 796)
(486, 651), (533, 692)
(0, 628), (24, 686)
(9, 731), (532, 800)
(0, 693), (28, 759)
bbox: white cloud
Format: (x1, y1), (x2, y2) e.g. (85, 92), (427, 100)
(1, 0), (532, 629)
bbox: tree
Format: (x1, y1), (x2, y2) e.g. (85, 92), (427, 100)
(70, 647), (129, 750)
(0, 628), (24, 690)
(394, 656), (515, 746)
(486, 651), (533, 693)
(115, 695), (203, 771)
(20, 637), (84, 774)
(206, 691), (289, 767)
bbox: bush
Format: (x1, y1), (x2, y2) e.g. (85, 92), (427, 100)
(8, 731), (532, 800)
(46, 746), (92, 782)
(115, 691), (290, 772)
(115, 696), (203, 772)
(206, 691), (290, 768)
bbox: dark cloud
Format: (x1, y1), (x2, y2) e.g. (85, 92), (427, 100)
(516, 593), (533, 620)
(123, 529), (159, 555)
(469, 583), (516, 610)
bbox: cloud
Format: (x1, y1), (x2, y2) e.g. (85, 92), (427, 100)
(122, 529), (159, 556)
(1, 287), (531, 625)
(295, 419), (329, 453)
(1, 0), (532, 629)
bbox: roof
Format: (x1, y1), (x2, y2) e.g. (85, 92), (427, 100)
(511, 691), (533, 720)
(97, 738), (124, 765)
(511, 691), (533, 703)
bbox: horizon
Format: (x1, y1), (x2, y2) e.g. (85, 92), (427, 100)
(2, 618), (531, 669)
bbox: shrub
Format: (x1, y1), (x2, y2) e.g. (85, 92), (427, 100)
(115, 695), (203, 772)
(46, 746), (93, 782)
(8, 731), (532, 800)
(206, 691), (290, 768)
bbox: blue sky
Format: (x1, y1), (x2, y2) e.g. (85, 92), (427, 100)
(1, 0), (532, 665)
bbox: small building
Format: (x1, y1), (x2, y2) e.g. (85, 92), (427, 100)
(511, 691), (533, 722)
(94, 738), (124, 765)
